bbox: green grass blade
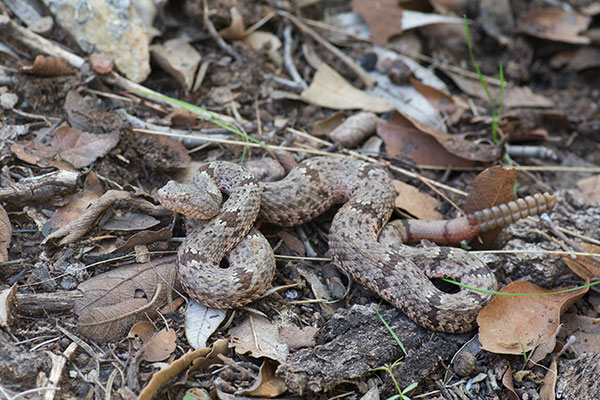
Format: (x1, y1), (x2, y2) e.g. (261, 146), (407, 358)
(442, 278), (598, 296)
(376, 301), (408, 356)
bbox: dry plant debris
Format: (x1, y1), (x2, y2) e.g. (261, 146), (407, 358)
(1, 0), (599, 399)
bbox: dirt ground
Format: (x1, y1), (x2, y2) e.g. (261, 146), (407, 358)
(1, 0), (600, 399)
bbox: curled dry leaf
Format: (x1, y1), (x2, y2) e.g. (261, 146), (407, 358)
(300, 63), (394, 113)
(237, 359), (286, 398)
(539, 358), (558, 400)
(0, 204), (11, 262)
(0, 284), (17, 327)
(464, 166), (516, 247)
(75, 256), (178, 342)
(43, 189), (171, 245)
(502, 366), (519, 400)
(138, 338), (229, 400)
(478, 280), (588, 355)
(219, 7), (245, 40)
(128, 321), (155, 349)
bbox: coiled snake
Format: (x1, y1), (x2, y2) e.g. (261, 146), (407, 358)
(158, 157), (556, 333)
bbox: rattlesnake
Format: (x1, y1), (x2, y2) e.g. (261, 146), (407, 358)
(158, 157), (556, 332)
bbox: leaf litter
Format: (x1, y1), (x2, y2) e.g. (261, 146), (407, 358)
(1, 0), (600, 399)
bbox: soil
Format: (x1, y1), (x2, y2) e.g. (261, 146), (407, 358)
(1, 1), (599, 399)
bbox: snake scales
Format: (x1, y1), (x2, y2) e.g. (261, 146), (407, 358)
(158, 157), (556, 333)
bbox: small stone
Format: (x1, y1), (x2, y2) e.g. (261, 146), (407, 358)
(0, 93), (18, 109)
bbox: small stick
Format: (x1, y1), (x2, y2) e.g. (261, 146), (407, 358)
(283, 25), (307, 89)
(280, 10), (376, 87)
(0, 15), (85, 68)
(44, 342), (78, 400)
(202, 0), (243, 65)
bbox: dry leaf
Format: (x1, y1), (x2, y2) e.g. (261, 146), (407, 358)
(128, 321), (155, 349)
(409, 77), (467, 122)
(312, 112), (346, 137)
(539, 358), (557, 400)
(53, 126), (120, 168)
(478, 281), (587, 355)
(230, 315), (288, 363)
(561, 243), (600, 280)
(443, 71), (555, 109)
(276, 230), (306, 256)
(75, 257), (178, 342)
(141, 328), (177, 362)
(43, 191), (99, 236)
(393, 180), (442, 220)
(529, 324), (561, 364)
(238, 359), (286, 397)
(113, 227), (172, 254)
(502, 366), (519, 400)
(0, 284), (17, 327)
(185, 299), (226, 350)
(103, 213), (160, 231)
(562, 313), (600, 352)
(138, 339), (229, 400)
(351, 0), (404, 45)
(566, 47), (600, 71)
(377, 111), (500, 167)
(0, 205), (11, 262)
(150, 38), (202, 91)
(301, 63), (394, 113)
(20, 55), (75, 76)
(220, 7), (245, 40)
(279, 324), (318, 350)
(572, 174), (600, 205)
(12, 125), (120, 169)
(518, 9), (591, 44)
(498, 114), (550, 143)
(352, 0), (464, 45)
(168, 107), (198, 128)
(464, 166), (516, 247)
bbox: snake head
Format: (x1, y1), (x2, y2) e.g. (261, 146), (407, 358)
(157, 180), (222, 219)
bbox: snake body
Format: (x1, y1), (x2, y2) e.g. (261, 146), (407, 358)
(158, 157), (555, 333)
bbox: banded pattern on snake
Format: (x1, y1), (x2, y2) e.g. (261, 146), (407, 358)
(158, 157), (556, 333)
